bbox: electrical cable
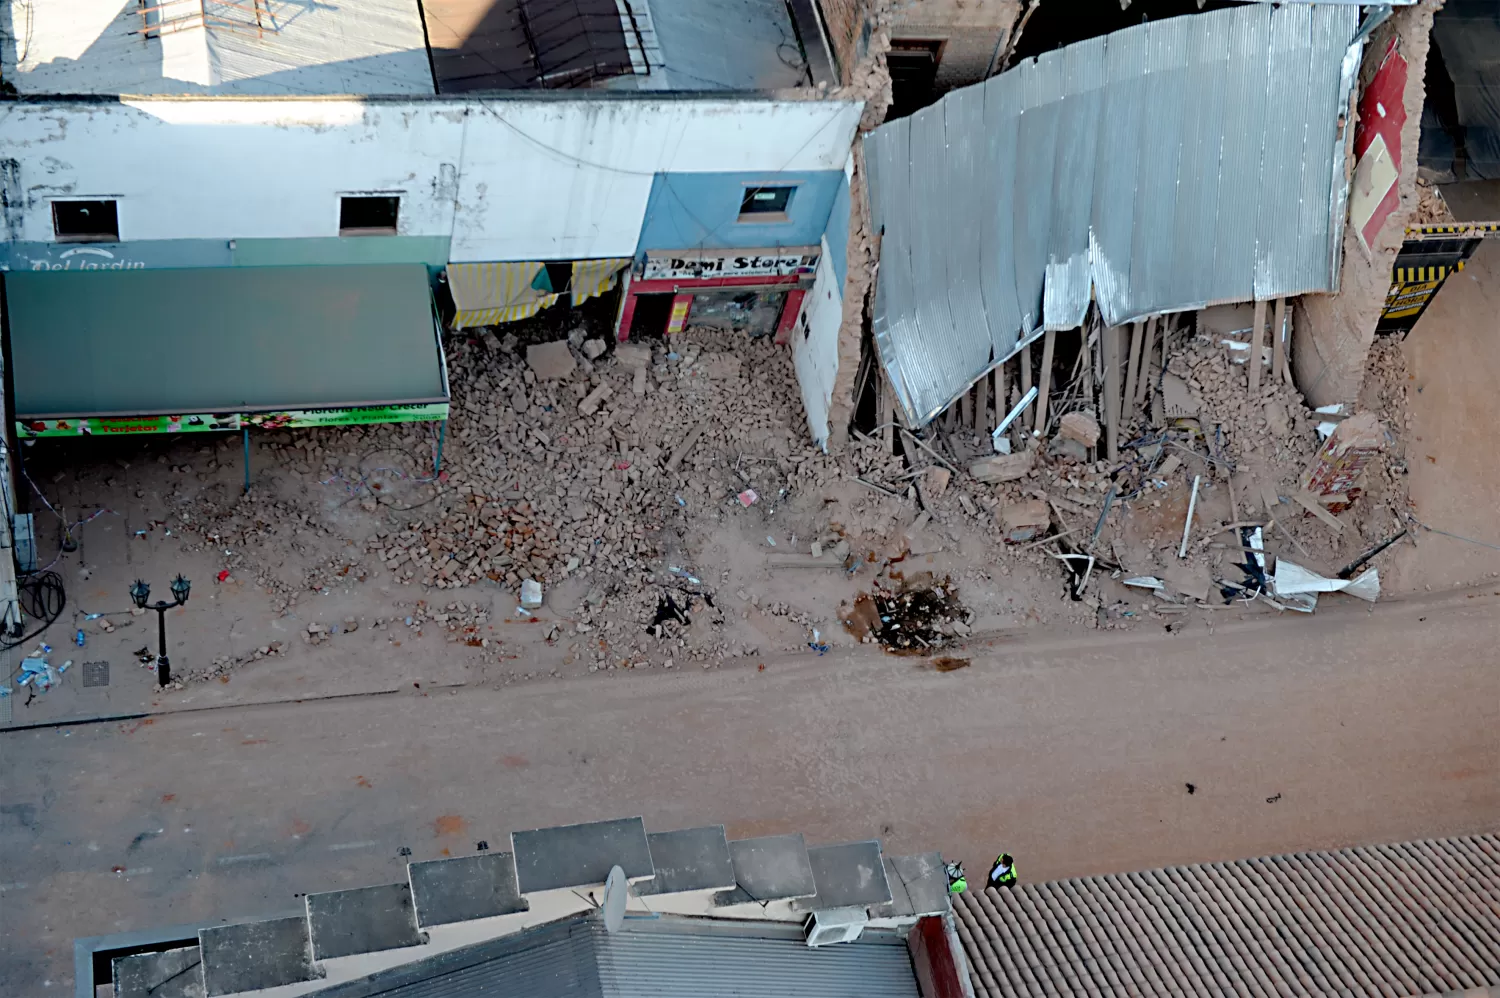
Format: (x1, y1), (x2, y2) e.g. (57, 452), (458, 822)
(1409, 517), (1500, 553)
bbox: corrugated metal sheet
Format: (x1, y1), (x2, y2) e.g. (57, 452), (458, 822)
(864, 4), (1360, 427)
(953, 834), (1500, 998)
(310, 916), (920, 998)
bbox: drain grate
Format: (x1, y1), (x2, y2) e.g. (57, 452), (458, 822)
(0, 688), (11, 726)
(82, 661), (110, 688)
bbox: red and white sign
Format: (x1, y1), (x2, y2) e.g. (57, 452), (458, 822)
(1350, 40), (1408, 254)
(642, 248), (819, 281)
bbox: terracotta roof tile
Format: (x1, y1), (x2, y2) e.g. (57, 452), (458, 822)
(953, 836), (1500, 998)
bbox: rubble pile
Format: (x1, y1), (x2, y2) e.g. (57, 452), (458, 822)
(351, 327), (814, 594)
(1413, 178), (1457, 226)
(1165, 337), (1320, 467)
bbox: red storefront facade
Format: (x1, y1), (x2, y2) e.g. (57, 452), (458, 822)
(614, 247), (819, 344)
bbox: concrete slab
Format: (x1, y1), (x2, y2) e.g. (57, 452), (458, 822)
(305, 882), (424, 961)
(525, 340), (577, 380)
(112, 946), (204, 998)
(510, 816), (653, 894)
(802, 840), (891, 910)
(198, 916), (319, 997)
(409, 852), (530, 927)
(871, 853), (950, 919)
(715, 833), (816, 905)
(637, 826), (737, 896)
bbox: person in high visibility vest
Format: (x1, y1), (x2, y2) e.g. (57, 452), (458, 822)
(945, 860), (968, 894)
(988, 853), (1017, 889)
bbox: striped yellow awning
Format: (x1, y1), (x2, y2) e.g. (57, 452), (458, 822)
(570, 258), (630, 306)
(1393, 264), (1456, 283)
(448, 259), (630, 329)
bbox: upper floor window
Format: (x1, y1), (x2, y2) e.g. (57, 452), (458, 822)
(53, 200), (119, 242)
(738, 186), (796, 223)
(339, 195), (399, 236)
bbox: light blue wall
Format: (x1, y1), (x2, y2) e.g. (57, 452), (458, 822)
(824, 173), (851, 288)
(636, 171), (845, 253)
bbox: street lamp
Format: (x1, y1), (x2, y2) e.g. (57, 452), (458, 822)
(130, 574), (192, 687)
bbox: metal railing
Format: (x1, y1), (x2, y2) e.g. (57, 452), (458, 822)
(133, 0), (277, 40)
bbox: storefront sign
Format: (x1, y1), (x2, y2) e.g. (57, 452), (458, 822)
(643, 247), (819, 281)
(16, 403), (449, 438)
(1376, 235), (1484, 335)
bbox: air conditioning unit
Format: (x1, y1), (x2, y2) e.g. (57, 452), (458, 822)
(803, 906), (868, 947)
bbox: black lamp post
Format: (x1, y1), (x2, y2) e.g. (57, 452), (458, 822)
(130, 574), (191, 687)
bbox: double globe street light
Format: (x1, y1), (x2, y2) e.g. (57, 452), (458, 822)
(129, 574), (191, 687)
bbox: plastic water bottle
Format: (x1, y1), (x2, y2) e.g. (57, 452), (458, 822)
(75, 629), (86, 647)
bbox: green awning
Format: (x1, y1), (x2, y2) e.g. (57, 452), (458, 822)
(7, 264), (448, 420)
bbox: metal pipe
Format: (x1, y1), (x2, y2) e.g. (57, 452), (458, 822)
(1178, 474), (1202, 559)
(992, 385), (1038, 447)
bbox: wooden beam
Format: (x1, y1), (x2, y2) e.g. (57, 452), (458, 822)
(1248, 298), (1267, 394)
(972, 374), (987, 431)
(1020, 342), (1034, 431)
(1033, 330), (1057, 438)
(1102, 325), (1122, 462)
(879, 372), (894, 453)
(959, 383), (973, 429)
(1271, 297), (1287, 386)
(992, 364), (1006, 432)
(1123, 320), (1144, 426)
(1134, 317), (1157, 405)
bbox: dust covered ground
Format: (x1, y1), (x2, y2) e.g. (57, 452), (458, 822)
(2, 305), (1445, 722)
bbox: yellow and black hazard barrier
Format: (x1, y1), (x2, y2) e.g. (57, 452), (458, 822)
(1377, 235), (1485, 335)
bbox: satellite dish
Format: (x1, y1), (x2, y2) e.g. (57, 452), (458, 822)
(602, 864), (627, 934)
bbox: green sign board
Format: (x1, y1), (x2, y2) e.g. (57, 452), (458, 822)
(16, 403), (448, 439)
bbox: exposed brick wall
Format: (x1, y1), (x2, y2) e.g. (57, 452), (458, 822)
(820, 0), (871, 84)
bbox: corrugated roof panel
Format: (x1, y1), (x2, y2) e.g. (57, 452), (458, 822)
(1042, 37), (1103, 331)
(597, 923), (921, 998)
(1211, 9), (1272, 303)
(1168, 18), (1230, 313)
(942, 87), (996, 370)
(1090, 24), (1148, 327)
(864, 3), (1361, 425)
(1127, 14), (1192, 320)
(979, 69), (1025, 355)
(953, 835), (1500, 998)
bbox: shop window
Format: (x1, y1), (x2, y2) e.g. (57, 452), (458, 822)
(739, 186), (797, 222)
(52, 200), (118, 242)
(339, 195), (399, 236)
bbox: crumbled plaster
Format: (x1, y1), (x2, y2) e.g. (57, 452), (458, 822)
(1293, 0), (1443, 408)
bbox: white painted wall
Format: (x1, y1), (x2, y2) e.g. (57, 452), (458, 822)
(0, 98), (861, 260)
(792, 238), (844, 450)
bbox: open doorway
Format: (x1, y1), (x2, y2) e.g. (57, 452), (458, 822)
(887, 39), (943, 120)
(628, 292), (674, 340)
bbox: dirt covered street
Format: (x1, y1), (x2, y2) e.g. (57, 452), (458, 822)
(1, 584), (1496, 989)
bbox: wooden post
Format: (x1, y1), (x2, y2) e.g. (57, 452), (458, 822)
(1134, 317), (1157, 406)
(1033, 330), (1057, 438)
(1248, 298), (1267, 394)
(1271, 297), (1287, 386)
(879, 372), (894, 453)
(959, 384), (973, 429)
(972, 377), (986, 430)
(1123, 320), (1144, 427)
(992, 364), (1007, 433)
(1020, 342), (1034, 431)
(1102, 325), (1122, 462)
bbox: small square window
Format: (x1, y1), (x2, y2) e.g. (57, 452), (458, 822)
(738, 186), (796, 222)
(53, 200), (119, 242)
(339, 196), (399, 236)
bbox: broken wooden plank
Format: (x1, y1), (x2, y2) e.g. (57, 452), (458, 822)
(665, 421), (707, 472)
(1271, 297), (1287, 386)
(1102, 325), (1122, 462)
(1293, 490), (1347, 534)
(1020, 341), (1034, 431)
(992, 364), (1006, 433)
(1134, 316), (1157, 406)
(1034, 330), (1057, 438)
(1123, 320), (1144, 426)
(969, 451), (1035, 484)
(1248, 298), (1267, 394)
